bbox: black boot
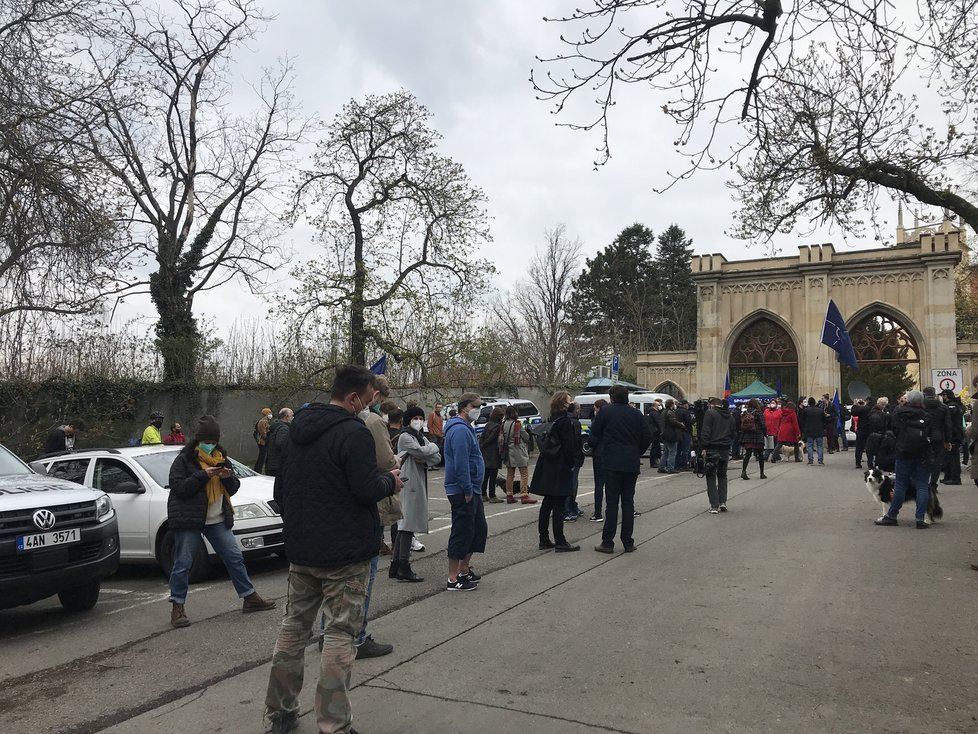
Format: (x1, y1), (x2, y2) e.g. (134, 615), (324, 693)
(741, 457), (750, 480)
(759, 461), (767, 479)
(388, 560), (400, 579)
(396, 562), (424, 582)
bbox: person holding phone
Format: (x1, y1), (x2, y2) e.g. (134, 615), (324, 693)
(166, 415), (276, 629)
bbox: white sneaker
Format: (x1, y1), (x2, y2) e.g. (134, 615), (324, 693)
(708, 508), (719, 514)
(411, 537), (425, 552)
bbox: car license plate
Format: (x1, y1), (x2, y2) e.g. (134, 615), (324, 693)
(16, 528), (80, 552)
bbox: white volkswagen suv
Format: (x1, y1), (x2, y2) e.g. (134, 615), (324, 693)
(35, 446), (283, 583)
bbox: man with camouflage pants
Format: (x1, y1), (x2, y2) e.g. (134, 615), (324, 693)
(264, 365), (402, 734)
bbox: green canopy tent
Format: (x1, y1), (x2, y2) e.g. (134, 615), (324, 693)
(729, 380), (778, 400)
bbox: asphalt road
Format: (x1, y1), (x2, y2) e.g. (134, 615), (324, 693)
(3, 453), (977, 733)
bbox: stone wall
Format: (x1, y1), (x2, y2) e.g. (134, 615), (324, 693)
(0, 381), (557, 462)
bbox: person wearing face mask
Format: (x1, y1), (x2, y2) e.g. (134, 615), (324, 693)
(141, 410), (165, 445)
(166, 415), (276, 629)
(763, 401), (783, 464)
(264, 365), (402, 734)
(530, 391), (583, 553)
(391, 407), (441, 582)
(443, 392), (488, 591)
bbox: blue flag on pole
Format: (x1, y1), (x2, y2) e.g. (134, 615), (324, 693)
(775, 375), (783, 397)
(369, 355), (387, 375)
(724, 372), (732, 406)
(832, 389), (843, 434)
(820, 299), (858, 370)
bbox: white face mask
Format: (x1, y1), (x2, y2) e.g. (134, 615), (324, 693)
(381, 413), (389, 424)
(410, 419), (424, 431)
(467, 407), (481, 422)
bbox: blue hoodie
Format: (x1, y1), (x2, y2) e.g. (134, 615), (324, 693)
(443, 416), (485, 497)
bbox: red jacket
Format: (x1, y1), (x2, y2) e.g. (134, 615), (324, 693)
(763, 407), (783, 436)
(776, 410), (801, 444)
(163, 432), (186, 445)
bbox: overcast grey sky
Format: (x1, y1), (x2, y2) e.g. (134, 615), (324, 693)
(118, 0), (915, 328)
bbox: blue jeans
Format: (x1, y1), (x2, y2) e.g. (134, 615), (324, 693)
(169, 523), (254, 604)
(888, 457), (931, 521)
(593, 456), (606, 517)
(806, 437), (824, 464)
(677, 432), (692, 469)
(662, 442), (678, 471)
(355, 554), (379, 646)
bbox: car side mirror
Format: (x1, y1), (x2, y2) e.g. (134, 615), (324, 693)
(117, 480), (145, 494)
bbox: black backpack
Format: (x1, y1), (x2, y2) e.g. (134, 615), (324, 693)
(531, 420), (563, 459)
(895, 411), (930, 458)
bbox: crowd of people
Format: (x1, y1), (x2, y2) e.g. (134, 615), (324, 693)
(42, 368), (970, 734)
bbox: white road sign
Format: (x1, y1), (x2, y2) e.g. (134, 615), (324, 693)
(931, 368), (963, 393)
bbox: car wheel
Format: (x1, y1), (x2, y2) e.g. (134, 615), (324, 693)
(157, 529), (212, 584)
(582, 439), (593, 457)
(58, 580), (101, 612)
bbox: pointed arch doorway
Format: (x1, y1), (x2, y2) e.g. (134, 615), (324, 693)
(729, 317), (799, 400)
(840, 312), (919, 401)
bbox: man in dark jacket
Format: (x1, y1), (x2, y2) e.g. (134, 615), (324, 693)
(876, 390), (932, 528)
(940, 389), (964, 485)
(699, 398), (736, 513)
(42, 419), (83, 456)
(676, 401), (695, 470)
(922, 386), (952, 493)
(264, 407), (293, 478)
(591, 385), (654, 553)
(850, 397), (873, 468)
(265, 365), (402, 734)
(800, 398), (827, 465)
(647, 400), (663, 468)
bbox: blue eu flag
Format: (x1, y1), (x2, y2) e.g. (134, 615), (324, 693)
(369, 355), (387, 375)
(820, 300), (858, 370)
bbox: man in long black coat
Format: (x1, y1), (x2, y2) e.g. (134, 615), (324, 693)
(591, 385), (654, 553)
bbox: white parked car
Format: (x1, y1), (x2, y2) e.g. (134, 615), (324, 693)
(34, 446), (283, 583)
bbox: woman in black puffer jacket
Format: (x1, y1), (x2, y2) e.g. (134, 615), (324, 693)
(166, 415), (276, 629)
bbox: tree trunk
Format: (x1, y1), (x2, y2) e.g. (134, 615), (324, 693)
(150, 237), (200, 381)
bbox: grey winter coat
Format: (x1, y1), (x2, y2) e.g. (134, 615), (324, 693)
(396, 429), (441, 534)
(500, 419), (530, 468)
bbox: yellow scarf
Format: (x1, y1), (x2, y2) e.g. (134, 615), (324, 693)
(196, 447), (233, 510)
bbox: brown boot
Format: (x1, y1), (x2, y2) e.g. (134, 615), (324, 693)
(242, 592), (276, 613)
(170, 602), (190, 628)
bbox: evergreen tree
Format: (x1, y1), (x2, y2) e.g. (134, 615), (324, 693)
(568, 223), (657, 356)
(651, 225), (696, 350)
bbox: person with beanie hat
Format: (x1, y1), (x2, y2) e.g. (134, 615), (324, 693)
(166, 415), (276, 628)
(392, 407), (441, 582)
(254, 407), (273, 472)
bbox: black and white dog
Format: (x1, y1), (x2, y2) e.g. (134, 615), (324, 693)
(864, 467), (943, 524)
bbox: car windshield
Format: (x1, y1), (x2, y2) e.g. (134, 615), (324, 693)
(516, 403), (539, 417)
(134, 449), (258, 488)
(0, 444), (32, 476)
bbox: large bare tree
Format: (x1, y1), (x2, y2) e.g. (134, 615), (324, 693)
(493, 225), (593, 386)
(65, 0), (302, 380)
(0, 1), (129, 320)
(288, 90), (491, 367)
(535, 1), (978, 241)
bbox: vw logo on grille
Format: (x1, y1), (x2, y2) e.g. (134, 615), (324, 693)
(32, 509), (56, 530)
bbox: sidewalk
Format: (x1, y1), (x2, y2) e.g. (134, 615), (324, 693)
(106, 460), (978, 733)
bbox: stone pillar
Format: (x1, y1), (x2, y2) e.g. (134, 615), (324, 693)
(695, 281), (723, 397)
(801, 271), (839, 396)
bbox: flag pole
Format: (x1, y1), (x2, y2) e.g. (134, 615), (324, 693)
(808, 346), (821, 399)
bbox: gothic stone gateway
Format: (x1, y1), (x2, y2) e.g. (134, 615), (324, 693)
(636, 222), (971, 400)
